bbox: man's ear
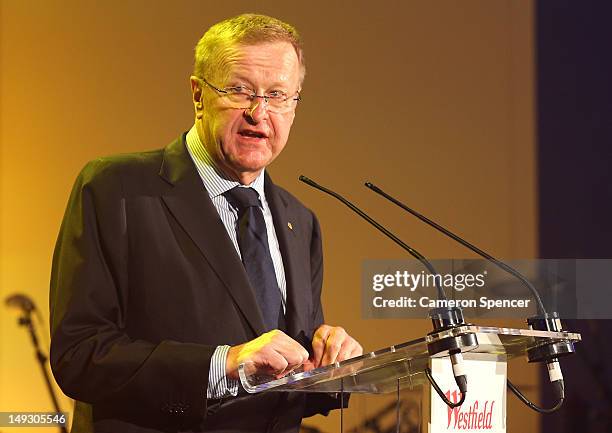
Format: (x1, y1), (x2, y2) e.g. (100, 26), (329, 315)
(190, 76), (204, 118)
(189, 76), (203, 105)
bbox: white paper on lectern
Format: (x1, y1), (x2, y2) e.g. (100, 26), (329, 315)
(429, 356), (507, 433)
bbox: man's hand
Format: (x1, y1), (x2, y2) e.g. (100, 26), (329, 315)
(307, 324), (363, 370)
(226, 330), (309, 380)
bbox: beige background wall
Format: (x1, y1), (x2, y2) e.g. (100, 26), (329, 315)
(0, 1), (538, 432)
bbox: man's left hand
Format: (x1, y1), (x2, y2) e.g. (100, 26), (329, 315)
(305, 324), (363, 370)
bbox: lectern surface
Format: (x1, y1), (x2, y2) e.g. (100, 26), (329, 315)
(238, 325), (581, 394)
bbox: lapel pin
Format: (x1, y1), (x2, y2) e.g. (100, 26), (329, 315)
(287, 222), (293, 230)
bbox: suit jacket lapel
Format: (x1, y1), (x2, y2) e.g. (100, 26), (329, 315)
(159, 135), (266, 337)
(265, 174), (312, 342)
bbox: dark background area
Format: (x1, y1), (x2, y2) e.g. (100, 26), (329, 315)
(537, 1), (612, 432)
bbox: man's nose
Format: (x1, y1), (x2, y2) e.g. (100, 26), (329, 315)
(244, 97), (268, 123)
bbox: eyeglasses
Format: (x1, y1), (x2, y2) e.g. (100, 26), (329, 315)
(197, 77), (301, 114)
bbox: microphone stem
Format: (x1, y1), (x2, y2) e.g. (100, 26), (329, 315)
(365, 182), (548, 318)
(300, 176), (448, 300)
(18, 312), (67, 433)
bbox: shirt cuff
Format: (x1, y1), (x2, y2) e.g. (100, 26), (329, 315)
(206, 345), (240, 399)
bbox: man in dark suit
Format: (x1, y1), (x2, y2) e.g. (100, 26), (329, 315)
(50, 13), (362, 433)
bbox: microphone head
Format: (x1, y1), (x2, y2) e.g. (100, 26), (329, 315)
(5, 293), (36, 312)
(298, 174), (313, 184)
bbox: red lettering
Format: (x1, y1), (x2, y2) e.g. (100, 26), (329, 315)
(443, 391), (496, 430)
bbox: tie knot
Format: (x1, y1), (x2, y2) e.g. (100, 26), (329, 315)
(224, 187), (261, 210)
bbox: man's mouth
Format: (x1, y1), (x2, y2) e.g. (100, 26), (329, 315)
(238, 129), (268, 139)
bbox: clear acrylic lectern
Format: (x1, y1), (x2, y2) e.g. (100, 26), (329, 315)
(239, 325), (581, 433)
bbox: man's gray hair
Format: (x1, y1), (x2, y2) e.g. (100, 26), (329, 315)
(194, 13), (305, 85)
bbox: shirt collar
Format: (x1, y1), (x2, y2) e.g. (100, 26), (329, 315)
(185, 125), (266, 201)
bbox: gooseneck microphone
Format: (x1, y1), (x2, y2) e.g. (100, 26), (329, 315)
(299, 175), (471, 408)
(364, 182), (549, 317)
(5, 293), (68, 433)
(363, 181), (571, 413)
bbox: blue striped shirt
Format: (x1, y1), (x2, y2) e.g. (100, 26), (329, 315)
(185, 125), (287, 398)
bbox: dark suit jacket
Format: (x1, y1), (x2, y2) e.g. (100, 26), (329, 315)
(49, 134), (340, 433)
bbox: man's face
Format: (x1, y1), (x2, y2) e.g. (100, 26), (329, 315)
(192, 41), (301, 183)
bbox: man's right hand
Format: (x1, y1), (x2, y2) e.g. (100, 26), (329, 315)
(225, 330), (310, 380)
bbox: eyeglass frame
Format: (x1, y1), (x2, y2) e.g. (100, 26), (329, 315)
(195, 77), (301, 112)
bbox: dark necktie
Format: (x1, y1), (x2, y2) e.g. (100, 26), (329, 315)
(224, 187), (283, 331)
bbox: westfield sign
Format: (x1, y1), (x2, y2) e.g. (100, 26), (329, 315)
(446, 390), (495, 430)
